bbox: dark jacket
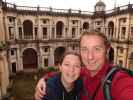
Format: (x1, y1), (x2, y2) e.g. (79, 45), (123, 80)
(43, 73), (82, 100)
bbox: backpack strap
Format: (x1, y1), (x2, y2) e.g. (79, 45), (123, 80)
(102, 66), (119, 100)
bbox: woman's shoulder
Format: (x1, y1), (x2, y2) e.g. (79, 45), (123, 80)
(47, 73), (60, 81)
(43, 74), (61, 100)
(46, 73), (60, 87)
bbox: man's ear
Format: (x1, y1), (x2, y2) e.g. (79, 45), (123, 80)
(106, 47), (110, 58)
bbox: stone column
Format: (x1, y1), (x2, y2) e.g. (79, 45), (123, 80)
(16, 46), (23, 71)
(0, 51), (9, 97)
(15, 18), (18, 39)
(48, 47), (54, 66)
(38, 16), (42, 40)
(37, 45), (42, 69)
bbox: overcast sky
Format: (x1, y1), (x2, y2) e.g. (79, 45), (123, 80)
(5, 0), (133, 11)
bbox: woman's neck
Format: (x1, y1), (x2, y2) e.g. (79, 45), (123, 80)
(61, 77), (74, 92)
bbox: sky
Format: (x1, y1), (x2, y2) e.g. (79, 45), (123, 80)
(5, 0), (133, 12)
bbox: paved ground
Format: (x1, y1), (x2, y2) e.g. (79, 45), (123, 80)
(10, 71), (44, 100)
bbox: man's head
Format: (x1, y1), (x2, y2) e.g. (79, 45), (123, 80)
(80, 31), (110, 75)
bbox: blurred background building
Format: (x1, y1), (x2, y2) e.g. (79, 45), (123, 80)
(0, 0), (133, 98)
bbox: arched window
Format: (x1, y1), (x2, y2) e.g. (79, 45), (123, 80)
(108, 21), (114, 37)
(56, 21), (64, 38)
(23, 20), (33, 39)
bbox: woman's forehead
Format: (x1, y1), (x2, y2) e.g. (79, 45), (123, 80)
(63, 54), (80, 62)
(64, 54), (79, 59)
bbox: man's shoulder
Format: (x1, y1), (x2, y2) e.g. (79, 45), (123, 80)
(102, 66), (133, 90)
(112, 69), (133, 81)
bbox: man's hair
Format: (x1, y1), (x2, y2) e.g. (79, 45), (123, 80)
(79, 30), (110, 48)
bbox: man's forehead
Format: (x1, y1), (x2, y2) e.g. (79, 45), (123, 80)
(82, 34), (104, 40)
(82, 36), (104, 42)
(80, 44), (105, 48)
(80, 40), (105, 49)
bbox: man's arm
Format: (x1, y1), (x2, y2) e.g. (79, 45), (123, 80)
(34, 78), (46, 100)
(34, 72), (58, 100)
(111, 71), (133, 100)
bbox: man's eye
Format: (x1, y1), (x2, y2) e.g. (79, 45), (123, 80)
(95, 47), (102, 51)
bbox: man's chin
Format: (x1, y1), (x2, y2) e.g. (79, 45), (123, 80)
(86, 65), (99, 71)
(87, 66), (96, 71)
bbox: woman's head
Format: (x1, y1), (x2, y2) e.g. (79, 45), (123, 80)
(59, 51), (81, 84)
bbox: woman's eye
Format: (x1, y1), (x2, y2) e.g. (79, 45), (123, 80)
(64, 63), (69, 66)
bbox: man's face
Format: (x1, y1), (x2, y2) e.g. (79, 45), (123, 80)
(80, 35), (107, 72)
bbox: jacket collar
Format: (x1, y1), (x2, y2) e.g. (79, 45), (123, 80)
(81, 61), (112, 80)
(57, 73), (82, 94)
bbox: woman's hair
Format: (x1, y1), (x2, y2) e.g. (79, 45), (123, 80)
(80, 30), (110, 48)
(59, 51), (82, 66)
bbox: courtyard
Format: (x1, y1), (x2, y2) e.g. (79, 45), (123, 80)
(8, 71), (44, 100)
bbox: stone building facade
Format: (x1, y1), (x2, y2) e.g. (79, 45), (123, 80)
(0, 0), (133, 97)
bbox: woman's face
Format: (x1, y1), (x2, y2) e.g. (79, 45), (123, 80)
(59, 54), (81, 84)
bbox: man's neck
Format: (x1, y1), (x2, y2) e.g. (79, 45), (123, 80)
(90, 64), (104, 77)
(90, 70), (98, 76)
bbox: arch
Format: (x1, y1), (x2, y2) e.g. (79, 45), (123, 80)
(108, 47), (114, 64)
(108, 21), (114, 37)
(129, 52), (133, 70)
(56, 21), (64, 38)
(83, 22), (89, 30)
(12, 62), (16, 73)
(54, 47), (66, 65)
(22, 48), (38, 69)
(23, 20), (33, 38)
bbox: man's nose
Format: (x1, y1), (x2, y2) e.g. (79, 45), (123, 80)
(87, 50), (94, 60)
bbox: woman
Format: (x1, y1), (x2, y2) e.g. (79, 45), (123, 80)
(43, 51), (82, 100)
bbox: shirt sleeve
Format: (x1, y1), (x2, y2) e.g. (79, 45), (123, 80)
(111, 71), (133, 100)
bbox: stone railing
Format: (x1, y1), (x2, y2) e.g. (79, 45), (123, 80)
(3, 2), (93, 15)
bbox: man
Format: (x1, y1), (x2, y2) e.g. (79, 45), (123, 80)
(35, 31), (133, 100)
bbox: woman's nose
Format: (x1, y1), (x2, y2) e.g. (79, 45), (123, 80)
(69, 65), (75, 72)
